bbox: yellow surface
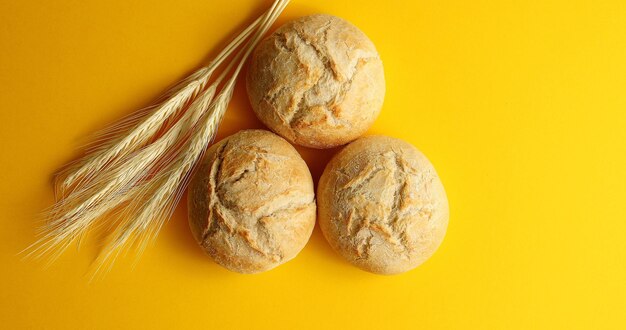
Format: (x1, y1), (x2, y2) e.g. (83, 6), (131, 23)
(1, 0), (625, 328)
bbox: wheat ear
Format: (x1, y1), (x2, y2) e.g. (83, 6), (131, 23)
(91, 0), (290, 273)
(26, 86), (219, 262)
(26, 0), (290, 270)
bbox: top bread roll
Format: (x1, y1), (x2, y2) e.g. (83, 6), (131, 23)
(247, 14), (385, 149)
(317, 136), (449, 274)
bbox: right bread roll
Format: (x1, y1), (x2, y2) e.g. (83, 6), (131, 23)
(317, 136), (449, 274)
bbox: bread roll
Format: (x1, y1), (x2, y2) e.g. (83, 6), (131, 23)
(246, 14), (385, 149)
(317, 136), (449, 274)
(188, 129), (316, 273)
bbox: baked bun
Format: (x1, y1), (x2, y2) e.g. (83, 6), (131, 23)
(188, 129), (316, 273)
(317, 136), (449, 274)
(246, 14), (385, 149)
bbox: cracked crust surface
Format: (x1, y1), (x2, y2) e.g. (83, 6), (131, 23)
(247, 14), (385, 149)
(188, 129), (316, 273)
(317, 136), (449, 274)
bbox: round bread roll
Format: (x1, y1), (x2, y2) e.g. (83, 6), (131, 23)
(317, 136), (449, 274)
(188, 129), (316, 274)
(246, 14), (385, 149)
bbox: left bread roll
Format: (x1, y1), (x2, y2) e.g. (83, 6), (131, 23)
(188, 129), (316, 273)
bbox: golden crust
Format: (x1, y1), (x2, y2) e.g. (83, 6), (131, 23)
(188, 129), (316, 273)
(247, 14), (385, 149)
(317, 136), (449, 274)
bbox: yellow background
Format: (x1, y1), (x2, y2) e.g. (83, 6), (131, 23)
(1, 0), (625, 328)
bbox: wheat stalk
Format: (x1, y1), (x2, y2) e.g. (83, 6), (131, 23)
(92, 0), (291, 274)
(27, 0), (290, 270)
